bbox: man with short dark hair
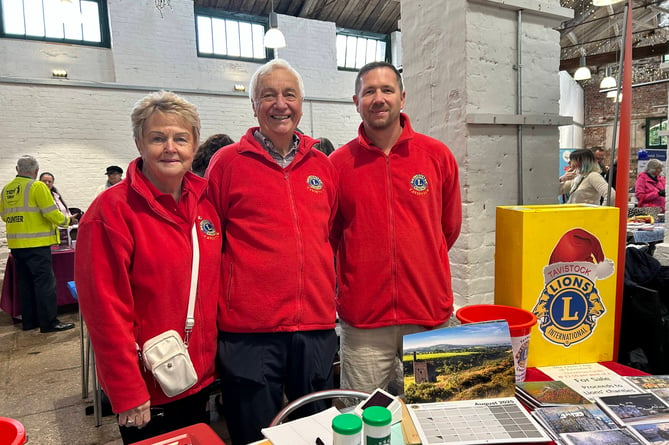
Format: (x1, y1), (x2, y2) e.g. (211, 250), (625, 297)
(330, 61), (462, 395)
(0, 155), (76, 333)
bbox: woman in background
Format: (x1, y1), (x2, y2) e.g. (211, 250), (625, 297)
(39, 172), (73, 218)
(75, 91), (222, 444)
(635, 158), (666, 209)
(559, 148), (615, 205)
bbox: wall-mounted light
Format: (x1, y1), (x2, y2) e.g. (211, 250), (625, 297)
(52, 69), (68, 78)
(233, 84), (246, 92)
(573, 55), (591, 81)
(264, 0), (286, 50)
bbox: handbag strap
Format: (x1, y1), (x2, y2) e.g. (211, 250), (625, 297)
(184, 223), (200, 346)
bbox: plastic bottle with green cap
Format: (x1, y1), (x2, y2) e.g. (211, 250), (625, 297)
(362, 406), (391, 445)
(332, 413), (362, 445)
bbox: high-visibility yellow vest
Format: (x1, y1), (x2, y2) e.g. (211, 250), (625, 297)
(0, 175), (71, 249)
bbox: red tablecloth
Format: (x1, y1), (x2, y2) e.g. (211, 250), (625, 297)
(0, 247), (76, 319)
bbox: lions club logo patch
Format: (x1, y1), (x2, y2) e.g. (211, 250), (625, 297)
(306, 175), (324, 192)
(532, 228), (612, 347)
(410, 174), (429, 195)
(198, 218), (219, 238)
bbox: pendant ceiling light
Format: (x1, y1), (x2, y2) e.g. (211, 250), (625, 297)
(264, 0), (286, 49)
(573, 55), (591, 81)
(600, 66), (617, 90)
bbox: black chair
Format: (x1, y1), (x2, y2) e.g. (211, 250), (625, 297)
(619, 247), (669, 374)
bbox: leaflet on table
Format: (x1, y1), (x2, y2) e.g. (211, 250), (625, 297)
(559, 428), (648, 445)
(530, 403), (618, 442)
(516, 380), (590, 410)
(624, 375), (669, 405)
(536, 363), (640, 401)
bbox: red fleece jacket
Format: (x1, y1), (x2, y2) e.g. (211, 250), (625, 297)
(75, 158), (222, 413)
(330, 114), (462, 329)
(206, 128), (338, 333)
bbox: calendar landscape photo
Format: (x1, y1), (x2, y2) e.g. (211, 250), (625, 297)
(403, 320), (516, 403)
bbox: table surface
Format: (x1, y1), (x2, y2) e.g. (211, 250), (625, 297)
(252, 362), (646, 445)
(0, 246), (76, 319)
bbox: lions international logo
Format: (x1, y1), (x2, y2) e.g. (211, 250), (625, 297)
(198, 218), (219, 238)
(532, 228), (613, 347)
(410, 174), (428, 195)
(306, 175), (323, 192)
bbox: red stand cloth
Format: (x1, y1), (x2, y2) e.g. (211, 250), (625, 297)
(0, 247), (76, 319)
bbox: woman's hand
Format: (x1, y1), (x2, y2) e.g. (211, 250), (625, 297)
(560, 169), (577, 183)
(118, 400), (151, 428)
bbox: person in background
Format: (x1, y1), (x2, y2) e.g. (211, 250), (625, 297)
(0, 155), (76, 333)
(75, 91), (222, 444)
(592, 147), (609, 178)
(96, 165), (124, 195)
(315, 137), (335, 156)
(191, 133), (234, 176)
(39, 172), (72, 218)
(559, 148), (615, 205)
(329, 61), (462, 395)
(635, 158), (666, 209)
(206, 59), (339, 445)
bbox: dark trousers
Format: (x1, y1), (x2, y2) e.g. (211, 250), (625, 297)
(218, 329), (338, 445)
(118, 389), (210, 444)
(11, 246), (58, 330)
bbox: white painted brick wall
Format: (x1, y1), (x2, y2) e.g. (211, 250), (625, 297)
(0, 0), (361, 271)
(402, 0), (570, 307)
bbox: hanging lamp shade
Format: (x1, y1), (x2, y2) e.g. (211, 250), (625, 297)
(264, 8), (286, 49)
(264, 27), (286, 49)
(574, 55), (591, 81)
(600, 66), (616, 89)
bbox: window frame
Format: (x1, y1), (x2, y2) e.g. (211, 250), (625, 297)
(646, 117), (668, 150)
(195, 7), (272, 63)
(0, 0), (110, 48)
(336, 28), (389, 72)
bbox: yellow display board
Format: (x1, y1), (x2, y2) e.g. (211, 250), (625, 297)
(495, 204), (620, 367)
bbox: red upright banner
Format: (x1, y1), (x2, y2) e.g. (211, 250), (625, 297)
(613, 0), (634, 361)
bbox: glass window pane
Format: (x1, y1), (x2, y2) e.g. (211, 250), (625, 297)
(212, 17), (226, 54)
(2, 0), (26, 35)
(81, 1), (100, 42)
(62, 1), (83, 40)
(345, 35), (357, 68)
(378, 41), (386, 61)
(365, 39), (377, 64)
(226, 19), (240, 57)
(239, 21), (253, 58)
(197, 16), (213, 54)
(336, 34), (347, 67)
(252, 23), (265, 59)
(24, 0), (46, 37)
(355, 37), (367, 68)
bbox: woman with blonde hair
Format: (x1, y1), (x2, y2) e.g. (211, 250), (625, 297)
(559, 148), (615, 205)
(75, 91), (222, 443)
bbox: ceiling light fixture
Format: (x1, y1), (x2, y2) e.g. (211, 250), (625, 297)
(573, 55), (591, 81)
(600, 66), (617, 89)
(264, 0), (286, 50)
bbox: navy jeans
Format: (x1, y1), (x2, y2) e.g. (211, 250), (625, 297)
(218, 329), (338, 445)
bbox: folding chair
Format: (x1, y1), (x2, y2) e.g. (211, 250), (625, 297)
(67, 281), (103, 427)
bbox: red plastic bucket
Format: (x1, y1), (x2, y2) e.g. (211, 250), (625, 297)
(0, 417), (27, 445)
(456, 304), (537, 382)
(455, 304), (536, 336)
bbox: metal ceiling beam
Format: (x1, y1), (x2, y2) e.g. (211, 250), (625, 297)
(559, 40), (669, 70)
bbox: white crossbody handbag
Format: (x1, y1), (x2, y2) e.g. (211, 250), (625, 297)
(141, 224), (200, 397)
